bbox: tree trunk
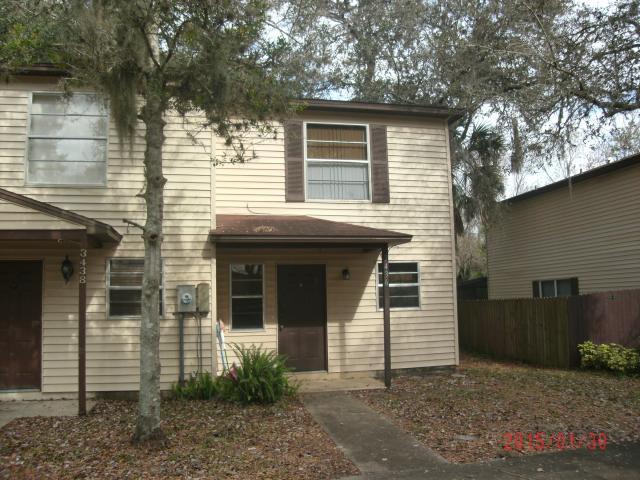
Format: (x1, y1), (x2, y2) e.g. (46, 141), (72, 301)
(134, 82), (167, 444)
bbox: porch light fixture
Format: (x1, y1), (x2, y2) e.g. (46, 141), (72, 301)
(61, 255), (74, 284)
(342, 268), (351, 280)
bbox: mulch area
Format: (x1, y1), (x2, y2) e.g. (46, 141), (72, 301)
(353, 354), (640, 463)
(0, 398), (358, 479)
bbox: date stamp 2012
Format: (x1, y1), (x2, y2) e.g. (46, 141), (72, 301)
(502, 432), (607, 452)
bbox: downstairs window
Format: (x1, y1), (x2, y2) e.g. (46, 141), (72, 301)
(377, 262), (421, 309)
(107, 259), (164, 318)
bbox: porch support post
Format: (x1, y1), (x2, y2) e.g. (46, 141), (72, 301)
(382, 244), (391, 388)
(78, 234), (87, 416)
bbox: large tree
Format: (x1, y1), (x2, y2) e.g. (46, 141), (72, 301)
(2, 0), (296, 443)
(277, 0), (640, 231)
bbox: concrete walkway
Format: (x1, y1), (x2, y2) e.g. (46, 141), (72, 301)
(302, 391), (446, 477)
(302, 391), (640, 479)
(0, 400), (94, 428)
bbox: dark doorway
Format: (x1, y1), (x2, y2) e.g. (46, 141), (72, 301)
(0, 261), (42, 390)
(277, 264), (327, 371)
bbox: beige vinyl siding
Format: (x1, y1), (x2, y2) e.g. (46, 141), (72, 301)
(214, 112), (458, 371)
(0, 198), (85, 230)
(0, 78), (213, 393)
(487, 164), (640, 299)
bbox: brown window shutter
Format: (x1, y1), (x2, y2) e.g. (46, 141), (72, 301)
(370, 124), (390, 203)
(284, 119), (305, 202)
(532, 281), (540, 298)
(570, 277), (579, 296)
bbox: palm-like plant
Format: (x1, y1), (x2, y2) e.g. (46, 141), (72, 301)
(452, 124), (505, 234)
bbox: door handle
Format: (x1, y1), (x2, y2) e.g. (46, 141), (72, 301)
(278, 324), (284, 331)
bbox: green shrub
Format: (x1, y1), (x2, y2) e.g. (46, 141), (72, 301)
(578, 341), (640, 374)
(172, 371), (219, 400)
(218, 344), (297, 404)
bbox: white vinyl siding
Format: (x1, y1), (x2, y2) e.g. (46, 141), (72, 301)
(27, 93), (108, 186)
(305, 123), (370, 200)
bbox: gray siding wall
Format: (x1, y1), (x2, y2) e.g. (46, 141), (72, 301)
(487, 163), (640, 299)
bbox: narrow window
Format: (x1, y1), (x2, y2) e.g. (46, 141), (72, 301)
(230, 264), (264, 329)
(377, 262), (421, 309)
(306, 124), (370, 200)
(108, 259), (163, 318)
(541, 280), (556, 298)
(27, 92), (108, 185)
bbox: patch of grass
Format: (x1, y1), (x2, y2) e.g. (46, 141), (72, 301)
(353, 354), (640, 463)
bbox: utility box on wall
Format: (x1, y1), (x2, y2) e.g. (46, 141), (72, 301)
(176, 285), (197, 313)
(197, 283), (210, 313)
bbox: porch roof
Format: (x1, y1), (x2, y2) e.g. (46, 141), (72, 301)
(210, 214), (412, 248)
(0, 187), (122, 245)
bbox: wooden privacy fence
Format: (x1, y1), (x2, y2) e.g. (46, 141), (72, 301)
(458, 289), (640, 368)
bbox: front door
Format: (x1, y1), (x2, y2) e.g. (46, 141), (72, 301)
(0, 261), (42, 390)
(277, 265), (327, 371)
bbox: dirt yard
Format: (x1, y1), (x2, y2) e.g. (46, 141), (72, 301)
(0, 398), (358, 479)
(353, 354), (640, 463)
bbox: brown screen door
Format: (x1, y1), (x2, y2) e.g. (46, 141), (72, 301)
(277, 265), (327, 372)
(0, 261), (42, 390)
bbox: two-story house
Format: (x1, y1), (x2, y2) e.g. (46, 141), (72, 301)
(0, 71), (460, 401)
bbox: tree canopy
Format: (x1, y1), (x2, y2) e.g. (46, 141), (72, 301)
(277, 0), (640, 230)
(1, 0), (301, 444)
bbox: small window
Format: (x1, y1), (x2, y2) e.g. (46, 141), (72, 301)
(230, 264), (264, 329)
(306, 123), (370, 200)
(534, 278), (578, 298)
(108, 259), (163, 318)
(27, 93), (108, 185)
(377, 262), (420, 309)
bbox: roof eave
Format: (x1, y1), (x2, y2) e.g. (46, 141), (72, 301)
(504, 152), (640, 204)
(210, 234), (412, 247)
(295, 99), (464, 124)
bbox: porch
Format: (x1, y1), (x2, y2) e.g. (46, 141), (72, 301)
(210, 214), (412, 384)
(0, 188), (122, 414)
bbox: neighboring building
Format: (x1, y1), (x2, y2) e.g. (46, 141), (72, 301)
(487, 153), (640, 299)
(0, 73), (460, 399)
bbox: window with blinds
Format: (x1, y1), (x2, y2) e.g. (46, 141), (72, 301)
(305, 124), (370, 200)
(230, 264), (264, 329)
(27, 93), (108, 185)
(377, 262), (421, 309)
(107, 259), (163, 318)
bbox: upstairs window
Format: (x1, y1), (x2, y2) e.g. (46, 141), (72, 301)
(27, 93), (108, 185)
(108, 259), (164, 318)
(377, 262), (421, 309)
(305, 123), (370, 200)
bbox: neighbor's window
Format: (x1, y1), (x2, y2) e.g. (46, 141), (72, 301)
(230, 264), (264, 329)
(27, 92), (108, 185)
(377, 262), (420, 309)
(306, 123), (370, 200)
(108, 259), (163, 318)
(534, 278), (577, 298)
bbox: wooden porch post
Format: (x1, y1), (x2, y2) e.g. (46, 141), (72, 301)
(382, 244), (391, 388)
(78, 234), (87, 416)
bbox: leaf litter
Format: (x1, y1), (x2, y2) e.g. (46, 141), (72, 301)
(353, 354), (640, 463)
(0, 398), (358, 479)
